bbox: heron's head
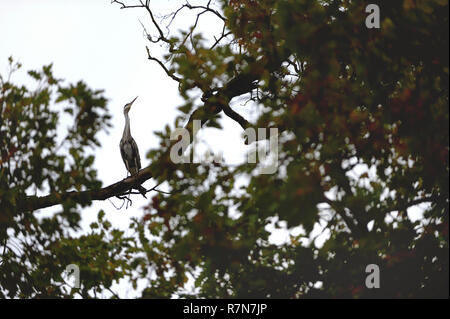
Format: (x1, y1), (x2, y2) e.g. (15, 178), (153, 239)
(123, 96), (138, 114)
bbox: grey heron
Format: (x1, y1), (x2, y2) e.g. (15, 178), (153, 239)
(120, 96), (147, 198)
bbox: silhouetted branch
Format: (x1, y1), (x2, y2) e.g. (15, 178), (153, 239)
(221, 103), (251, 130)
(211, 27), (232, 50)
(111, 0), (144, 10)
(139, 0), (172, 47)
(184, 0), (226, 22)
(145, 46), (181, 82)
(21, 166), (153, 212)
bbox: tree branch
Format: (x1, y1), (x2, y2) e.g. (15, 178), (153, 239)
(322, 195), (363, 237)
(184, 0), (226, 22)
(145, 46), (181, 82)
(21, 166), (152, 213)
(111, 0), (144, 10)
(221, 103), (251, 130)
(140, 0), (172, 46)
(383, 196), (440, 214)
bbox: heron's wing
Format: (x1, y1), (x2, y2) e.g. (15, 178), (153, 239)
(130, 138), (142, 171)
(119, 140), (130, 171)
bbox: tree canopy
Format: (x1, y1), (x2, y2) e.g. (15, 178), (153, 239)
(0, 0), (448, 298)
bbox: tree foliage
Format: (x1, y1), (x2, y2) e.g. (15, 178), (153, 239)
(0, 0), (448, 298)
(0, 58), (114, 297)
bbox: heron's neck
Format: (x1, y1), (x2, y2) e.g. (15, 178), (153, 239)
(123, 112), (131, 137)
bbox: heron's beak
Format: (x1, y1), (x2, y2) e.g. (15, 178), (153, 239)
(129, 96), (138, 106)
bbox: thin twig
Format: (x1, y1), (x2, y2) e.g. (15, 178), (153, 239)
(111, 0), (144, 9)
(145, 181), (172, 195)
(107, 287), (121, 299)
(145, 46), (181, 82)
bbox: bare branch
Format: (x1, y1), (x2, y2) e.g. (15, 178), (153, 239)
(21, 165), (153, 213)
(140, 0), (170, 45)
(145, 46), (181, 82)
(184, 0), (226, 22)
(111, 0), (144, 9)
(145, 181), (172, 195)
(211, 27), (232, 50)
(221, 103), (251, 131)
(165, 0), (226, 26)
(286, 58), (300, 74)
(160, 0), (229, 51)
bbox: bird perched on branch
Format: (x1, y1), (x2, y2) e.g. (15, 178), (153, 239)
(120, 96), (147, 198)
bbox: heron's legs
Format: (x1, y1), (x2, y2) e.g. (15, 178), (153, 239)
(126, 171), (132, 208)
